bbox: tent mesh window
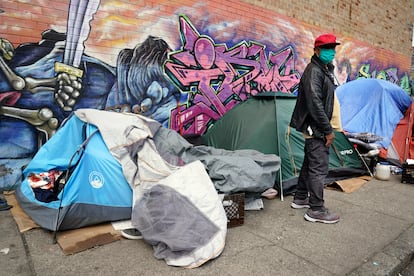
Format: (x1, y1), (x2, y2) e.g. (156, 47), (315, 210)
(223, 193), (244, 228)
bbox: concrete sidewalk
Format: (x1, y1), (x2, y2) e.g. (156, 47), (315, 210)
(1, 174), (414, 275)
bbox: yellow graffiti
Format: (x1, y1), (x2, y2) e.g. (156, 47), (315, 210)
(357, 64), (371, 78)
(376, 71), (387, 80)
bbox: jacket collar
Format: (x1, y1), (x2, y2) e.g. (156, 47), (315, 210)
(311, 55), (336, 84)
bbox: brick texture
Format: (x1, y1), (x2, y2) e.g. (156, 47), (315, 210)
(242, 0), (414, 57)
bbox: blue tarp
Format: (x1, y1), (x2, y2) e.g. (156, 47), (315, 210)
(336, 78), (412, 148)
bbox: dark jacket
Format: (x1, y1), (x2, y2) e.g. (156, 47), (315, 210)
(289, 54), (337, 139)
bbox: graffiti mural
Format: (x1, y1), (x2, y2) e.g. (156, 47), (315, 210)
(165, 16), (300, 136)
(0, 0), (179, 189)
(0, 31), (116, 189)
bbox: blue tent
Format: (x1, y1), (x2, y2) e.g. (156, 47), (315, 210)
(336, 78), (412, 148)
(15, 115), (133, 231)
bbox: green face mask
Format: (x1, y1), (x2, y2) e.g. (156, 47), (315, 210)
(319, 48), (336, 64)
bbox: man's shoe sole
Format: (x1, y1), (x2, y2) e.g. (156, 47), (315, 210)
(304, 213), (340, 224)
(121, 230), (143, 240)
(290, 202), (310, 209)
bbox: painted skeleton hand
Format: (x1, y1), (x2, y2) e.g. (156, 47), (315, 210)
(54, 62), (83, 112)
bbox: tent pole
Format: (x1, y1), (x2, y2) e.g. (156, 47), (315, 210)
(274, 93), (284, 201)
(52, 143), (86, 243)
(52, 164), (72, 244)
(52, 128), (98, 243)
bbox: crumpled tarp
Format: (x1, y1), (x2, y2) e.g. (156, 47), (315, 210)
(132, 161), (227, 268)
(152, 126), (281, 194)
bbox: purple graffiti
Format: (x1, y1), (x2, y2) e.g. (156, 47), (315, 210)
(165, 16), (300, 136)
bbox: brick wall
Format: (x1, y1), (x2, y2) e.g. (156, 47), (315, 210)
(243, 0), (413, 56)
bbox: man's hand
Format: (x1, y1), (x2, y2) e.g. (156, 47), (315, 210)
(325, 132), (335, 147)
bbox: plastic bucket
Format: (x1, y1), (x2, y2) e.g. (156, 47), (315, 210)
(375, 163), (391, 180)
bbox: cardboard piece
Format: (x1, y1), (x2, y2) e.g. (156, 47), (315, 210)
(4, 192), (39, 232)
(56, 224), (122, 255)
(327, 175), (372, 193)
(4, 192), (122, 255)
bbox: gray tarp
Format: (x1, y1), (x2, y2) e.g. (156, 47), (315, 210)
(153, 126), (281, 194)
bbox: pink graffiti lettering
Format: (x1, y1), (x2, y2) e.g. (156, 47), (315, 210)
(165, 16), (300, 136)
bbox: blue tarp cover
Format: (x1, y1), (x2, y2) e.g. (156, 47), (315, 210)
(336, 78), (412, 148)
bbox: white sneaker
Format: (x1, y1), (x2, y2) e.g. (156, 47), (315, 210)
(121, 228), (143, 240)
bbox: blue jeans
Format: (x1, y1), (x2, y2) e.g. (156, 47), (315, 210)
(295, 138), (329, 211)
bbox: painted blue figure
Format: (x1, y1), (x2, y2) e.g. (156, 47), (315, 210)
(106, 36), (181, 127)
